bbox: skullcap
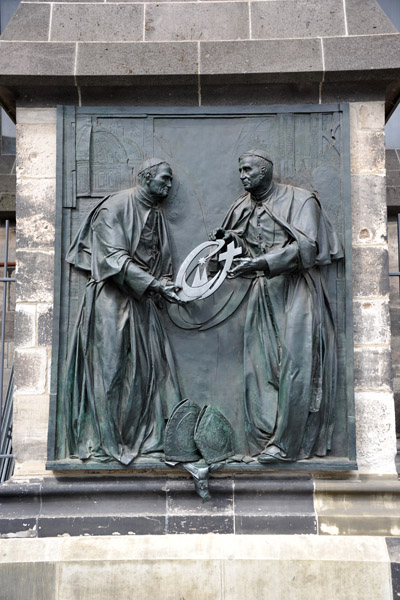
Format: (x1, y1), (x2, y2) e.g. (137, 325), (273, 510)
(138, 157), (168, 175)
(240, 149), (273, 165)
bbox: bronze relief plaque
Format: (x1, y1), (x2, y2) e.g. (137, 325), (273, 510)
(47, 105), (355, 475)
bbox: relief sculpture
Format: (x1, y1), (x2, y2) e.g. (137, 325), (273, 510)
(210, 150), (344, 463)
(64, 158), (184, 465)
(50, 107), (354, 499)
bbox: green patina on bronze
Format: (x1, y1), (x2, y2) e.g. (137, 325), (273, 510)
(47, 105), (356, 477)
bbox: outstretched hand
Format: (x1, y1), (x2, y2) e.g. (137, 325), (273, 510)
(159, 284), (187, 305)
(228, 256), (266, 278)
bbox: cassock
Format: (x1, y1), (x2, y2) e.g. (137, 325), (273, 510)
(64, 186), (181, 464)
(222, 182), (343, 460)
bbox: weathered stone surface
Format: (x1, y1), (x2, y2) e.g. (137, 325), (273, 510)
(16, 108), (57, 125)
(324, 34), (400, 77)
(0, 155), (16, 175)
(0, 535), (393, 600)
(12, 394), (50, 428)
(354, 346), (391, 391)
(354, 391), (397, 473)
(16, 251), (54, 303)
(79, 82), (199, 106)
(201, 81), (320, 106)
(350, 129), (386, 175)
(14, 348), (48, 395)
(0, 3), (50, 41)
(145, 2), (248, 42)
(200, 39), (323, 76)
(386, 149), (400, 171)
(14, 303), (36, 348)
(352, 246), (390, 297)
(354, 101), (386, 130)
(0, 174), (16, 193)
(0, 41), (75, 76)
(251, 0), (345, 40)
(16, 178), (56, 249)
(77, 42), (198, 76)
(51, 4), (144, 42)
(353, 299), (391, 346)
(315, 478), (400, 536)
(16, 123), (57, 179)
(351, 174), (387, 245)
(345, 0), (397, 35)
(37, 304), (53, 347)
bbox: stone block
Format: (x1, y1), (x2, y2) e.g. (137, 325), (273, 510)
(16, 178), (56, 249)
(14, 303), (36, 348)
(200, 39), (323, 77)
(0, 41), (75, 76)
(14, 348), (48, 395)
(346, 0), (397, 35)
(0, 194), (16, 212)
(0, 3), (50, 41)
(51, 4), (143, 42)
(16, 123), (57, 180)
(223, 538), (391, 599)
(387, 186), (400, 208)
(386, 538), (400, 599)
(323, 34), (400, 78)
(353, 346), (392, 391)
(352, 299), (391, 346)
(251, 0), (345, 40)
(0, 174), (16, 193)
(58, 558), (221, 600)
(167, 478), (234, 534)
(16, 250), (54, 303)
(352, 246), (390, 297)
(354, 391), (397, 473)
(350, 130), (385, 175)
(352, 101), (385, 131)
(145, 3), (248, 42)
(0, 563), (56, 600)
(233, 476), (316, 535)
(386, 149), (400, 170)
(37, 304), (53, 347)
(0, 155), (16, 175)
(351, 174), (386, 245)
(201, 80), (320, 106)
(77, 42), (198, 76)
(321, 80), (385, 104)
(387, 170), (400, 187)
(79, 82), (199, 106)
(16, 108), (57, 125)
(13, 393), (50, 428)
(314, 478), (400, 536)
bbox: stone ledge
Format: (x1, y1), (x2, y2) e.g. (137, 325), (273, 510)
(0, 535), (393, 600)
(314, 477), (400, 536)
(0, 475), (316, 537)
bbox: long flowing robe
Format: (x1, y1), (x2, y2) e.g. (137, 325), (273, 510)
(64, 186), (181, 464)
(222, 182), (343, 460)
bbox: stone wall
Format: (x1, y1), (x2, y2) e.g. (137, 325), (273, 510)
(13, 108), (55, 476)
(350, 102), (396, 473)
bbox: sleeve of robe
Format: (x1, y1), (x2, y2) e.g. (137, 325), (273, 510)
(262, 196), (320, 277)
(90, 203), (155, 300)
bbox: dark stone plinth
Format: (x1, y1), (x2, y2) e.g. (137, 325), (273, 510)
(0, 475), (316, 537)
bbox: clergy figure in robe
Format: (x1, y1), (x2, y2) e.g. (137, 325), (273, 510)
(64, 159), (183, 465)
(211, 150), (344, 462)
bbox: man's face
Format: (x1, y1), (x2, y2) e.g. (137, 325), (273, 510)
(147, 164), (173, 200)
(238, 156), (270, 193)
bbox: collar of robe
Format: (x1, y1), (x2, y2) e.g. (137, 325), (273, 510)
(251, 180), (275, 205)
(135, 185), (160, 209)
